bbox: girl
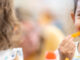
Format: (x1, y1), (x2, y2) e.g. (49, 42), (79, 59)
(0, 0), (23, 60)
(59, 0), (80, 60)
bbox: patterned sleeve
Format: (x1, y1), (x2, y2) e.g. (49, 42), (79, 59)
(4, 48), (23, 60)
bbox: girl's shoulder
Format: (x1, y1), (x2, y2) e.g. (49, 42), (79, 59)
(0, 48), (23, 60)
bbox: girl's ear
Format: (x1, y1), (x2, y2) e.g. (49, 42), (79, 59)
(71, 11), (75, 23)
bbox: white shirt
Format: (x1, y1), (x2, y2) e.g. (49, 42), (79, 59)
(0, 48), (23, 60)
(73, 42), (80, 60)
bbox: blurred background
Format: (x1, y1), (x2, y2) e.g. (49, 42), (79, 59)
(13, 0), (80, 60)
(14, 0), (75, 35)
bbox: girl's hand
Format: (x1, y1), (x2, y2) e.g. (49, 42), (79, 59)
(59, 35), (76, 60)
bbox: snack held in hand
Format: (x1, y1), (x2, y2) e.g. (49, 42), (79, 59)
(72, 32), (80, 38)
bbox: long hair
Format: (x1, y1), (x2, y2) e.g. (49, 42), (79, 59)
(0, 0), (21, 50)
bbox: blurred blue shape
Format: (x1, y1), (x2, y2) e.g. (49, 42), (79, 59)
(52, 20), (63, 31)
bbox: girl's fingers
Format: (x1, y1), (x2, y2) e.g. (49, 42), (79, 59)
(63, 38), (74, 48)
(59, 36), (74, 53)
(65, 41), (75, 54)
(67, 41), (75, 51)
(62, 38), (74, 53)
(60, 35), (71, 46)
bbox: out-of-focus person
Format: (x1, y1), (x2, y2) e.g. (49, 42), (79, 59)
(15, 7), (41, 60)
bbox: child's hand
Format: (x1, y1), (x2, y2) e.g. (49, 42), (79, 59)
(59, 35), (76, 60)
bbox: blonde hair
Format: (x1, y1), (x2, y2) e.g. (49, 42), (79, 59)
(0, 0), (21, 50)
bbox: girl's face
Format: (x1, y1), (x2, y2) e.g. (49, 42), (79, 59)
(71, 0), (80, 31)
(20, 20), (40, 55)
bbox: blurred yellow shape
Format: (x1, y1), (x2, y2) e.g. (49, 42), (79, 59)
(43, 25), (65, 51)
(39, 15), (52, 27)
(65, 57), (69, 60)
(24, 25), (65, 60)
(38, 11), (53, 27)
(72, 32), (80, 38)
(40, 25), (65, 60)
